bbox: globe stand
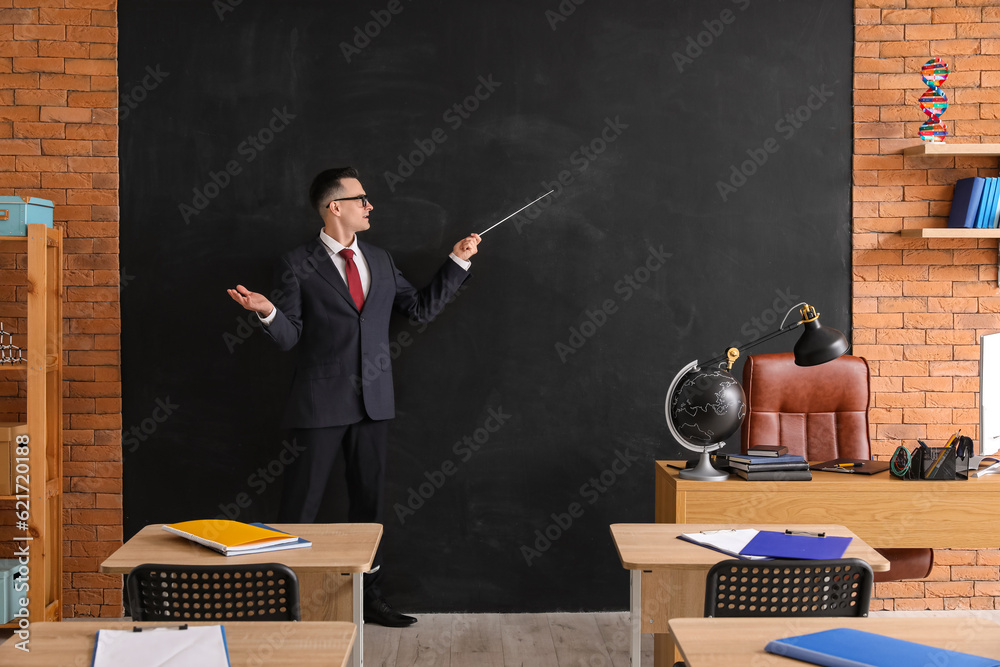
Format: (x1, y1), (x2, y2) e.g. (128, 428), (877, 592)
(680, 447), (729, 481)
(664, 360), (731, 482)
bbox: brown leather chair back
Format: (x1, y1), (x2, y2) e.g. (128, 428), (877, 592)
(741, 352), (871, 460)
(740, 352), (932, 582)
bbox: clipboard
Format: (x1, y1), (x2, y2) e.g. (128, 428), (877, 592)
(91, 624), (231, 667)
(739, 530), (851, 560)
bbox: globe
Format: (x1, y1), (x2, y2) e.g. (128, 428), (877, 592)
(668, 366), (746, 447)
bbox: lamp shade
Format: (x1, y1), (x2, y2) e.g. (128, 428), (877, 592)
(793, 317), (850, 366)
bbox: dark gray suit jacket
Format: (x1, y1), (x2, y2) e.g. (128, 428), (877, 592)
(263, 238), (471, 428)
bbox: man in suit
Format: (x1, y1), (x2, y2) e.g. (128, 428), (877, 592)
(228, 167), (480, 626)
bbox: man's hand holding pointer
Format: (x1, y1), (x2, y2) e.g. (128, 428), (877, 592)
(452, 233), (481, 261)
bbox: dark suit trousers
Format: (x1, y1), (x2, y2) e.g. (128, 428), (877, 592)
(278, 418), (388, 593)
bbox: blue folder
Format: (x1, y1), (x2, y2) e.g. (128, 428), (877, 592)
(949, 177), (986, 229)
(765, 628), (1000, 667)
(739, 530), (850, 560)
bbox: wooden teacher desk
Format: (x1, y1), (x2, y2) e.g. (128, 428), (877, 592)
(0, 620), (356, 667)
(669, 616), (1000, 667)
(100, 523), (380, 667)
(611, 522), (889, 667)
(655, 461), (1000, 549)
(649, 462), (1000, 667)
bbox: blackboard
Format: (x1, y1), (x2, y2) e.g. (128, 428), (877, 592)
(119, 0), (852, 612)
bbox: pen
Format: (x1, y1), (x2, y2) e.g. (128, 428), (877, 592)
(835, 462), (862, 468)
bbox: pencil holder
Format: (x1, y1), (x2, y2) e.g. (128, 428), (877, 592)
(896, 437), (973, 480)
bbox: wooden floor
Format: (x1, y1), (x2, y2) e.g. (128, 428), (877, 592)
(364, 612), (653, 667)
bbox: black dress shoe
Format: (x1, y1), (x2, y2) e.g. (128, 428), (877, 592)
(363, 593), (418, 627)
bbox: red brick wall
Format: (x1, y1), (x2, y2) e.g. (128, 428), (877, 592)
(0, 0), (120, 618)
(854, 0), (1000, 610)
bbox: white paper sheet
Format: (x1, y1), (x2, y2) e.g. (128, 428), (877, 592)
(92, 624), (230, 667)
(677, 529), (769, 560)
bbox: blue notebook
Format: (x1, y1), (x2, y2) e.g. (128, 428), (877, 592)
(765, 628), (1000, 667)
(739, 530), (850, 560)
(949, 177), (986, 229)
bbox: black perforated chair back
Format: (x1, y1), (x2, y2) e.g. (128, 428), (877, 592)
(126, 562), (300, 621)
(705, 559), (872, 618)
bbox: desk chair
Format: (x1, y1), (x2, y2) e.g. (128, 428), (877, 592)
(126, 562), (301, 621)
(741, 353), (934, 582)
(705, 558), (873, 618)
(672, 558), (873, 666)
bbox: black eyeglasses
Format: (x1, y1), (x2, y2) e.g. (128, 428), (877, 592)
(332, 194), (370, 207)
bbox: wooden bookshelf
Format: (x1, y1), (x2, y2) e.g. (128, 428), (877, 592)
(0, 224), (63, 625)
(897, 143), (1000, 284)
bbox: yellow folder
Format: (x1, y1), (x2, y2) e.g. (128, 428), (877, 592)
(162, 520), (300, 555)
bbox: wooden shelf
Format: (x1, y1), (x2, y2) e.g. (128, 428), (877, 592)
(898, 142), (1000, 283)
(3, 224), (63, 625)
(901, 228), (1000, 238)
(902, 143), (1000, 156)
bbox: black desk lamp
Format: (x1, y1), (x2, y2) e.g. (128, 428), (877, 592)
(665, 303), (850, 481)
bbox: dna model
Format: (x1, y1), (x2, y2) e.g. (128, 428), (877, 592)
(918, 57), (949, 143)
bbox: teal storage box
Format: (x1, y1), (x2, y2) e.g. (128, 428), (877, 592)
(0, 559), (22, 623)
(0, 197), (54, 236)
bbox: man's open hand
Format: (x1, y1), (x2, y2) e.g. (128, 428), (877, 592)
(227, 284), (274, 317)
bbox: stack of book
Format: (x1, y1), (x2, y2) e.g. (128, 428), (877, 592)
(948, 176), (1000, 229)
(726, 453), (812, 481)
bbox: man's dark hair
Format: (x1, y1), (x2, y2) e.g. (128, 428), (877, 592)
(309, 167), (360, 212)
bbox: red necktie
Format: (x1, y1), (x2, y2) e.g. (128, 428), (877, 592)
(339, 248), (365, 311)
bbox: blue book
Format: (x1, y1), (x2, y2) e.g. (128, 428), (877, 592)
(739, 530), (851, 560)
(949, 177), (986, 229)
(765, 628), (1000, 667)
(993, 182), (1000, 229)
(987, 177), (1000, 229)
(975, 178), (995, 229)
(980, 178), (998, 229)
